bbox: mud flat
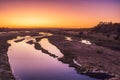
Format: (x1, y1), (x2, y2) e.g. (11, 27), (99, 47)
(48, 34), (120, 80)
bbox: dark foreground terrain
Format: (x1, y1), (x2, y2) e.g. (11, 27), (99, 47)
(0, 23), (120, 80)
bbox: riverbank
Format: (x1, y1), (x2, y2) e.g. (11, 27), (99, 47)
(0, 35), (16, 80)
(48, 34), (120, 80)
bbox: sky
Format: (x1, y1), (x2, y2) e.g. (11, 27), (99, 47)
(0, 0), (120, 28)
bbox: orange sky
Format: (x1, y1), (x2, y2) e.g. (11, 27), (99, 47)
(0, 0), (120, 28)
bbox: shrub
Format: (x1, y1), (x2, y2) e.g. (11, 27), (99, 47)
(96, 50), (103, 54)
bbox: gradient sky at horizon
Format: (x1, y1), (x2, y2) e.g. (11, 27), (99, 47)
(0, 0), (120, 28)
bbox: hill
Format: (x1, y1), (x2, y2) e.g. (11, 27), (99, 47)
(91, 22), (120, 34)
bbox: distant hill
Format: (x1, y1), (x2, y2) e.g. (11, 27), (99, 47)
(91, 22), (120, 34)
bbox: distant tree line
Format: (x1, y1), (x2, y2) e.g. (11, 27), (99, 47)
(92, 22), (120, 34)
(0, 27), (9, 32)
(92, 22), (120, 40)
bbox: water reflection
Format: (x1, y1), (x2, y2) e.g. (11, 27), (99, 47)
(0, 32), (7, 34)
(39, 32), (53, 36)
(0, 31), (19, 35)
(64, 36), (92, 45)
(39, 38), (63, 58)
(73, 59), (82, 66)
(24, 36), (36, 43)
(7, 36), (98, 80)
(25, 31), (30, 33)
(80, 40), (92, 45)
(65, 36), (72, 41)
(34, 42), (58, 58)
(8, 36), (25, 44)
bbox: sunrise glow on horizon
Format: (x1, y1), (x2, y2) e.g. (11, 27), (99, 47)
(0, 0), (120, 28)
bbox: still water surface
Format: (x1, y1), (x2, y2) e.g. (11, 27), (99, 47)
(7, 36), (98, 80)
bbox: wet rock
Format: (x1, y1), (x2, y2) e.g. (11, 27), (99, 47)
(26, 40), (34, 44)
(35, 37), (42, 42)
(85, 72), (114, 79)
(14, 38), (25, 42)
(34, 43), (42, 50)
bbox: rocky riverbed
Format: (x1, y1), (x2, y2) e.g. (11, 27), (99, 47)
(48, 34), (120, 80)
(0, 29), (120, 80)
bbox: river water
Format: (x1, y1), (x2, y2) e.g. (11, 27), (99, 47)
(7, 34), (99, 80)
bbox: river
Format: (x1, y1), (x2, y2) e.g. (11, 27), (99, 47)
(7, 34), (99, 80)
